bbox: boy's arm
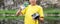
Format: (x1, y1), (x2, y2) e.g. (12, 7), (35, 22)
(16, 8), (22, 16)
(38, 6), (44, 22)
(16, 7), (27, 16)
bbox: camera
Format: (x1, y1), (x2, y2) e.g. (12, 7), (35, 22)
(32, 13), (40, 20)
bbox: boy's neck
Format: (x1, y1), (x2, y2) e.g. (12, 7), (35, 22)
(31, 4), (36, 6)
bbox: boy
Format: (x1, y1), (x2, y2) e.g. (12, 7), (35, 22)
(16, 0), (44, 24)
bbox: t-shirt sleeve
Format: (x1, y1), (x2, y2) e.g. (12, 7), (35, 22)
(38, 6), (44, 17)
(21, 7), (27, 15)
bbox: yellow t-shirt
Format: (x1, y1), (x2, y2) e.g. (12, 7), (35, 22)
(21, 5), (44, 24)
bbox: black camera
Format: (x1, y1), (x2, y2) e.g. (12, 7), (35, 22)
(32, 13), (40, 20)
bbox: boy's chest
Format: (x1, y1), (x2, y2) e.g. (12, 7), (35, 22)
(26, 6), (39, 15)
(28, 6), (38, 12)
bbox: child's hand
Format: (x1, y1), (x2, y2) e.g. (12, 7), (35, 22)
(39, 18), (44, 22)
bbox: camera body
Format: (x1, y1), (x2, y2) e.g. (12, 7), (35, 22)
(32, 13), (40, 20)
